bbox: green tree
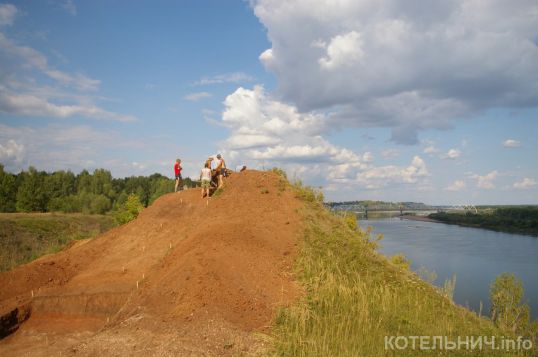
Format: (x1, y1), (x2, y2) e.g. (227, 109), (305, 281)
(49, 194), (82, 213)
(490, 273), (530, 334)
(121, 176), (150, 205)
(76, 169), (92, 194)
(45, 170), (76, 211)
(113, 192), (129, 210)
(89, 194), (112, 214)
(149, 176), (174, 204)
(0, 164), (17, 212)
(90, 169), (115, 198)
(114, 194), (144, 224)
(16, 167), (48, 212)
(76, 192), (111, 214)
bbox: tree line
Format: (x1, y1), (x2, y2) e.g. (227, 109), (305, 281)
(429, 206), (538, 236)
(0, 164), (194, 214)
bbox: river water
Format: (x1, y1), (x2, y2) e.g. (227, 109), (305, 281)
(360, 217), (538, 319)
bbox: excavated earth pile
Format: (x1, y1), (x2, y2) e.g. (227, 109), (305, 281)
(0, 170), (302, 356)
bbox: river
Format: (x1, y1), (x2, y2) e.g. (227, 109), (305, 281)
(360, 217), (538, 319)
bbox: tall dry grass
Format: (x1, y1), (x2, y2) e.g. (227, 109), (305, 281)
(272, 183), (535, 356)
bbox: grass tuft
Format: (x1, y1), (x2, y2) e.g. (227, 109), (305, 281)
(212, 187), (224, 198)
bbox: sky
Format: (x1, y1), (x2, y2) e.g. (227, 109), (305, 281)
(0, 0), (537, 205)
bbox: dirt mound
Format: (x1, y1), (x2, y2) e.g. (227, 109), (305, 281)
(0, 170), (302, 356)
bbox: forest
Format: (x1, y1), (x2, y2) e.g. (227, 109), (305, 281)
(0, 164), (193, 214)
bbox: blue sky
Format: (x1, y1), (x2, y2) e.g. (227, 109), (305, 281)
(1, 0), (537, 205)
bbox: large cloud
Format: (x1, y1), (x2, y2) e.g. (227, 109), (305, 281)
(220, 86), (351, 167)
(252, 0), (538, 143)
(219, 86), (429, 189)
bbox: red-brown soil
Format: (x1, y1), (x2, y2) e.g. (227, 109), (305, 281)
(0, 170), (302, 356)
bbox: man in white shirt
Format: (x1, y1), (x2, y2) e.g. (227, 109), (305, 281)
(200, 163), (212, 198)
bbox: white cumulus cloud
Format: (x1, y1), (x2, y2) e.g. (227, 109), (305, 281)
(221, 86), (348, 161)
(319, 31), (364, 69)
(444, 180), (466, 191)
(252, 0), (538, 144)
(423, 145), (439, 156)
(514, 177), (537, 189)
(444, 148), (462, 160)
(219, 85), (432, 189)
(356, 156), (429, 189)
(0, 139), (25, 164)
(472, 170), (499, 189)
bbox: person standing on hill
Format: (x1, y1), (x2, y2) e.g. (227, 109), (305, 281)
(200, 162), (212, 198)
(215, 154), (226, 188)
(174, 159), (183, 192)
(205, 157), (214, 170)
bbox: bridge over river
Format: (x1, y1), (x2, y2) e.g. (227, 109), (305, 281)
(327, 203), (471, 219)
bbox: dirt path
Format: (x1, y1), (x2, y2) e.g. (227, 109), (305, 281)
(0, 170), (302, 356)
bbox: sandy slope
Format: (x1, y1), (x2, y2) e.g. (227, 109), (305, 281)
(0, 170), (302, 356)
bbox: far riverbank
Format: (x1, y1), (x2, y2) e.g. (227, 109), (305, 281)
(403, 208), (538, 237)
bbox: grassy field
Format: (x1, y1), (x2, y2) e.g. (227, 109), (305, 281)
(0, 213), (116, 272)
(271, 181), (536, 356)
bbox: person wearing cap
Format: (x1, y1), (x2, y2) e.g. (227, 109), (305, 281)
(214, 154), (226, 188)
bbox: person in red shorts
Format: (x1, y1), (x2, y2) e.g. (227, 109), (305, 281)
(174, 158), (183, 192)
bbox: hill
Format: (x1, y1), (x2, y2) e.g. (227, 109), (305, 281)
(0, 170), (301, 355)
(1, 170), (535, 355)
